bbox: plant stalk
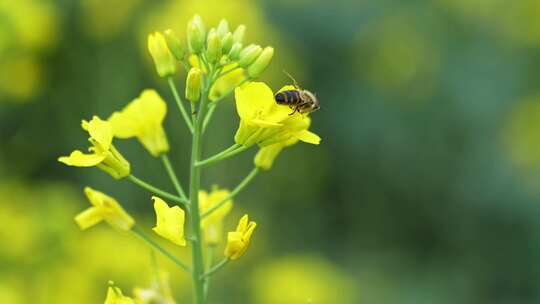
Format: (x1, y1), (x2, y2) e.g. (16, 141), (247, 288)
(187, 70), (213, 304)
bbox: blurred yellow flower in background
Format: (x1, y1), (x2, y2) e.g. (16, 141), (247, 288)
(0, 0), (58, 101)
(356, 11), (440, 102)
(502, 95), (540, 169)
(437, 0), (540, 47)
(109, 89), (169, 157)
(0, 1), (58, 50)
(0, 56), (43, 100)
(133, 271), (176, 304)
(75, 187), (135, 231)
(58, 116), (130, 179)
(234, 82), (320, 147)
(251, 255), (356, 304)
(152, 196), (186, 246)
(0, 182), (175, 304)
(199, 187), (233, 245)
(80, 0), (141, 41)
(105, 285), (135, 304)
(224, 214), (256, 260)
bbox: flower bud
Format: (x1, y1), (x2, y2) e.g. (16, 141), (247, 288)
(148, 32), (177, 77)
(205, 29), (222, 63)
(247, 47), (274, 78)
(216, 19), (229, 38)
(164, 29), (185, 61)
(228, 42), (243, 60)
(187, 15), (206, 54)
(221, 32), (234, 54)
(238, 44), (262, 68)
(233, 24), (246, 44)
(185, 67), (203, 102)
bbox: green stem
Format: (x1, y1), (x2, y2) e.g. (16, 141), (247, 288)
(127, 175), (187, 206)
(201, 258), (229, 279)
(132, 226), (191, 273)
(201, 167), (259, 219)
(188, 68), (214, 304)
(161, 154), (188, 202)
(202, 102), (218, 134)
(218, 64), (239, 78)
(168, 77), (194, 134)
(196, 145), (249, 168)
(203, 245), (216, 300)
(198, 143), (238, 163)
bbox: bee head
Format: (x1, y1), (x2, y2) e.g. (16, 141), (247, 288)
(303, 90), (320, 113)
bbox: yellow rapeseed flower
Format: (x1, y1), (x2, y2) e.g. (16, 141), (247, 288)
(58, 116), (130, 179)
(234, 82), (321, 147)
(152, 196), (186, 246)
(199, 187), (233, 245)
(108, 89), (169, 157)
(224, 214), (256, 260)
(148, 32), (177, 77)
(105, 285), (135, 304)
(133, 271), (176, 304)
(75, 187), (135, 231)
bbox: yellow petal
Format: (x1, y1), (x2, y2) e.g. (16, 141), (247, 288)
(137, 126), (169, 157)
(236, 214), (249, 232)
(254, 143), (288, 170)
(224, 231), (245, 260)
(277, 85), (297, 92)
(83, 187), (135, 231)
(108, 112), (139, 138)
(152, 197), (186, 246)
(296, 130), (321, 145)
(235, 82), (275, 120)
(74, 207), (103, 230)
(244, 221), (257, 241)
(251, 118), (283, 128)
(137, 90), (167, 124)
(85, 116), (113, 150)
(109, 90), (169, 156)
(58, 150), (105, 167)
(105, 286), (135, 304)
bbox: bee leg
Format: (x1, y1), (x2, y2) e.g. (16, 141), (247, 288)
(288, 108), (297, 115)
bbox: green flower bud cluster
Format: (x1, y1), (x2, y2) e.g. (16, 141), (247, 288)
(186, 15), (274, 78)
(148, 15), (275, 82)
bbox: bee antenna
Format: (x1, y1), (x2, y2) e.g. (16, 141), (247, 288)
(282, 70), (300, 89)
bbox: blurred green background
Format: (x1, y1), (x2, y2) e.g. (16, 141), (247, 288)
(2, 0), (540, 303)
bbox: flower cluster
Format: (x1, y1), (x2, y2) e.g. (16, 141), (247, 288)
(59, 15), (321, 304)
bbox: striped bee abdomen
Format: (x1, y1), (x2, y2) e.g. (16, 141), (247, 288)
(275, 90), (302, 105)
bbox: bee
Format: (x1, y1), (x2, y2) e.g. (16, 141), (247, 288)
(274, 71), (320, 115)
